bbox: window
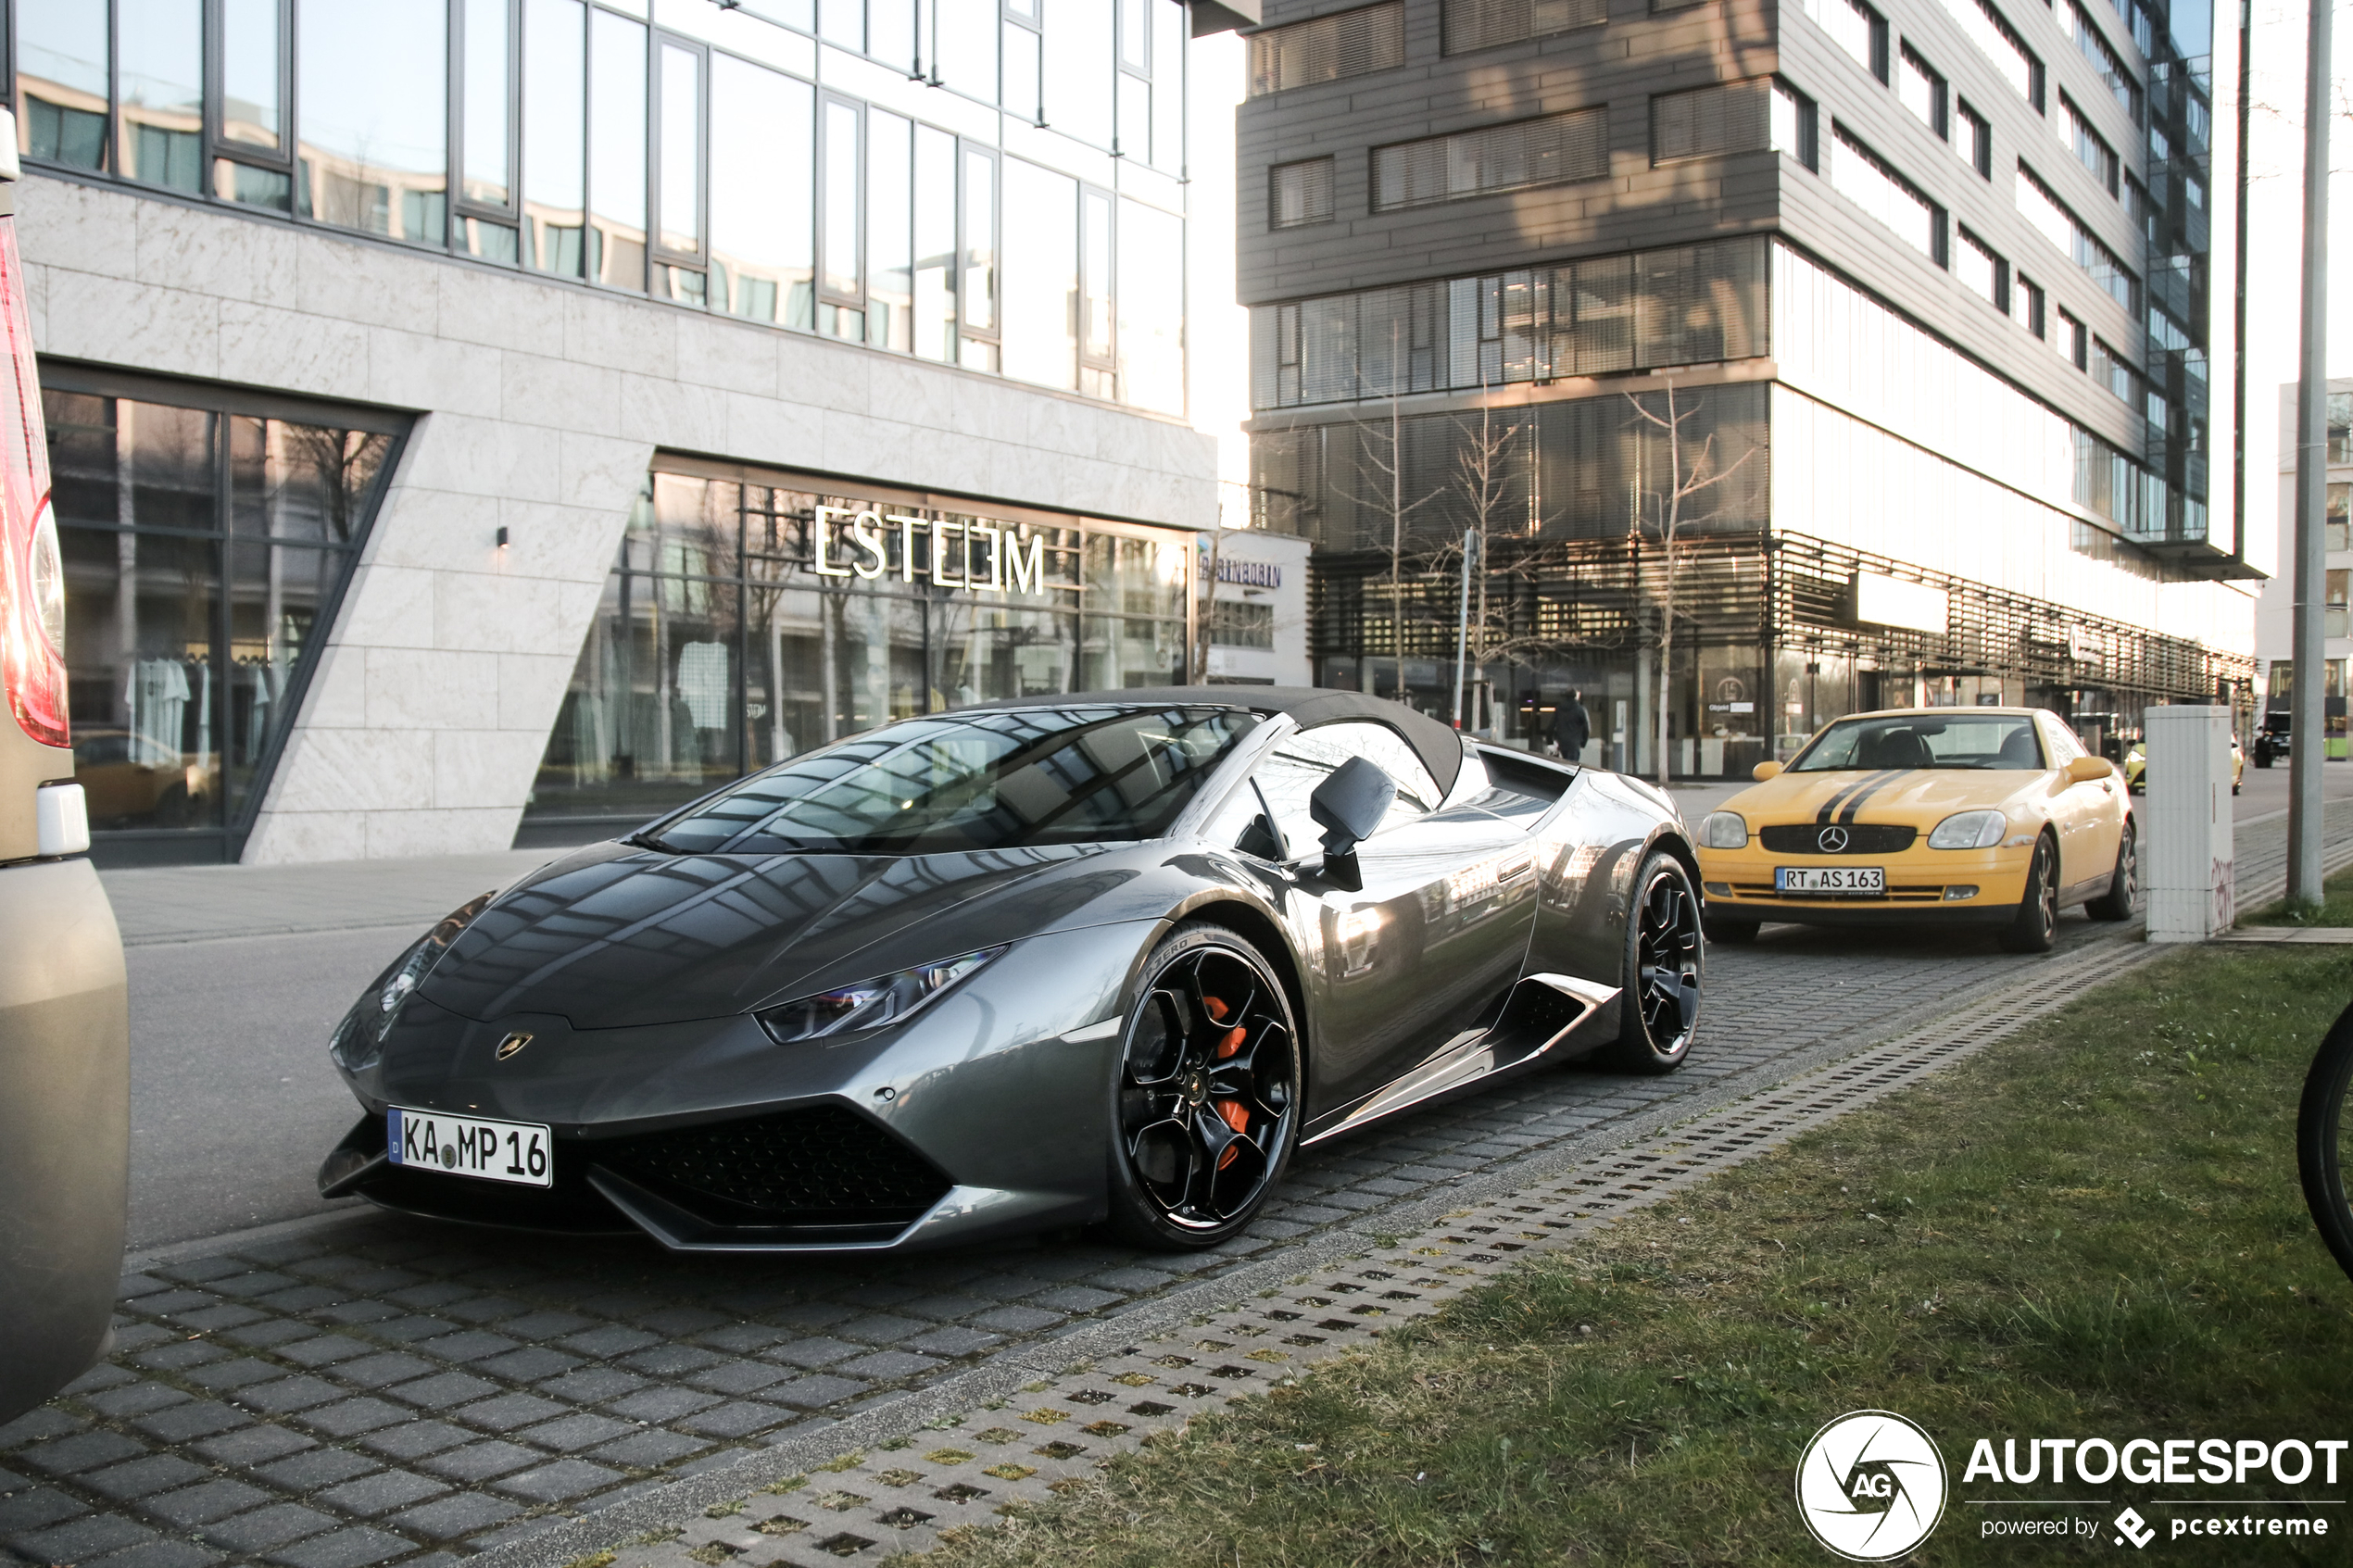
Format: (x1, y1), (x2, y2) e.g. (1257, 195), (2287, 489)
(1270, 157), (1337, 228)
(2057, 304), (2086, 367)
(1253, 721), (1441, 857)
(2090, 337), (2140, 405)
(2010, 270), (2045, 335)
(18, 0), (110, 169)
(44, 370), (404, 860)
(2331, 392), (2353, 462)
(1957, 101), (1991, 176)
(1080, 185), (1114, 398)
(867, 108), (912, 352)
(2331, 570), (2348, 639)
(1898, 46), (1947, 138)
(1118, 198), (1186, 415)
(297, 0), (449, 245)
(1771, 79), (1819, 168)
(1443, 0), (1606, 52)
(2328, 483), (2349, 553)
(912, 123), (956, 359)
(1211, 600), (1276, 648)
(120, 0), (204, 193)
(1818, 0), (1890, 82)
(459, 0), (513, 210)
(710, 53), (814, 329)
(1248, 3), (1406, 96)
(2016, 165), (2136, 311)
(934, 0), (999, 104)
(1829, 128), (1942, 263)
(1043, 0), (1114, 147)
(960, 144), (1000, 371)
(2060, 1), (2142, 122)
(522, 0), (585, 276)
(1930, 0), (2041, 111)
(1955, 228), (2001, 307)
(1652, 80), (1773, 166)
(2063, 97), (2120, 195)
(1373, 108), (1608, 210)
(1001, 157), (1078, 391)
(818, 96), (863, 336)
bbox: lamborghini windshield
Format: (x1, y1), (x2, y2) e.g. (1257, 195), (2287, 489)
(1790, 714), (2045, 771)
(643, 706), (1260, 854)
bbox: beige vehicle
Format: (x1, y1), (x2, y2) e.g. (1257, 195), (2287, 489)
(0, 114), (131, 1424)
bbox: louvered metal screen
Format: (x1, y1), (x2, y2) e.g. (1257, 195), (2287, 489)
(1248, 3), (1406, 96)
(1373, 108), (1609, 211)
(1442, 0), (1608, 53)
(1652, 80), (1773, 165)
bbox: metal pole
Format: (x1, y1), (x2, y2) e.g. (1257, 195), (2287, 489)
(2289, 0), (2333, 906)
(1452, 529), (1477, 726)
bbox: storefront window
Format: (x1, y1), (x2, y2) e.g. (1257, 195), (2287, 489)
(525, 463), (1195, 839)
(44, 374), (400, 862)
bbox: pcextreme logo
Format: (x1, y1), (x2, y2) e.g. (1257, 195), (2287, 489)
(1795, 1410), (1949, 1562)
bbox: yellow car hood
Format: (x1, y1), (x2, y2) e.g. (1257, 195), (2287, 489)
(1718, 768), (2045, 827)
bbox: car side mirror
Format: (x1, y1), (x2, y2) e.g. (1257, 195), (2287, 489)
(1308, 757), (1397, 892)
(1752, 760), (1782, 782)
(2065, 755), (2113, 784)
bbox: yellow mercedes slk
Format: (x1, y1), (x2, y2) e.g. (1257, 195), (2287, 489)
(1693, 708), (2133, 953)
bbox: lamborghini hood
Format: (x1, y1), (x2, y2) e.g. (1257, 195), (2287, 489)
(415, 840), (1107, 1028)
(1721, 767), (2048, 825)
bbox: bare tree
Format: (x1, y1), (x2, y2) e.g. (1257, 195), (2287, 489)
(1331, 325), (1444, 700)
(1626, 383), (1755, 787)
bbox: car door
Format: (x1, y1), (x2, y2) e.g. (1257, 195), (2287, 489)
(2043, 717), (2122, 897)
(1252, 721), (1540, 1123)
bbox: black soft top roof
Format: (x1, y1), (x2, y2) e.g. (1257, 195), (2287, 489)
(955, 685), (1464, 797)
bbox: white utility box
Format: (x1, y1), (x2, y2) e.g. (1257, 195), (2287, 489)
(2144, 705), (2233, 943)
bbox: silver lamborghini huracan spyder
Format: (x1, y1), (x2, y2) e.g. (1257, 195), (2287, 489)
(318, 688), (1704, 1253)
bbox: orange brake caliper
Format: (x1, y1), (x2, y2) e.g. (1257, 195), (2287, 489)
(1202, 997), (1250, 1166)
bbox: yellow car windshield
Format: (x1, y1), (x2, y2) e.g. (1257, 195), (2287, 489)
(1791, 715), (2045, 771)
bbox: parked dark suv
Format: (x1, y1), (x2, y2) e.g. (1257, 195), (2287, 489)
(0, 115), (130, 1424)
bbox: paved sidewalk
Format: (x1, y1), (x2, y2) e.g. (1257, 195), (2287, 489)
(101, 852), (560, 947)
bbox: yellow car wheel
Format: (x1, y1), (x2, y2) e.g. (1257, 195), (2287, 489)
(1999, 834), (2060, 953)
(2086, 820), (2137, 921)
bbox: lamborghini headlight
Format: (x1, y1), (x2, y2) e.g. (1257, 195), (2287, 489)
(1698, 811), (1749, 849)
(1926, 810), (2007, 850)
(757, 947), (1005, 1045)
(332, 889), (498, 1070)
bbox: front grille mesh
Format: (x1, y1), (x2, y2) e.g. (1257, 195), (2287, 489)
(1758, 823), (1919, 854)
(601, 1106), (950, 1226)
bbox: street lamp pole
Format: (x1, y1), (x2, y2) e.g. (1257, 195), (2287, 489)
(2289, 0), (2334, 906)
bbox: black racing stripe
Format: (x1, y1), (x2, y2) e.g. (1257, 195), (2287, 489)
(1838, 771), (1902, 824)
(1814, 771), (1891, 825)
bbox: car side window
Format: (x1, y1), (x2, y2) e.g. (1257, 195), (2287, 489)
(1251, 721), (1442, 859)
(2044, 721), (2083, 766)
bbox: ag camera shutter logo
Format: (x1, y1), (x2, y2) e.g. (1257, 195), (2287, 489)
(1796, 1410), (1947, 1561)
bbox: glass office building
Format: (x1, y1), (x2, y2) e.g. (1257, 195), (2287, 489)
(1239, 0), (2256, 773)
(11, 0), (1228, 864)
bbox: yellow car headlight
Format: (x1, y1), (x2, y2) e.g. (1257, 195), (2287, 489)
(1698, 811), (1748, 849)
(1927, 810), (2007, 850)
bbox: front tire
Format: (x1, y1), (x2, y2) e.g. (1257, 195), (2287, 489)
(1105, 924), (1302, 1251)
(1601, 852), (1703, 1073)
(1999, 834), (2060, 953)
(2085, 821), (2137, 921)
(2299, 999), (2353, 1283)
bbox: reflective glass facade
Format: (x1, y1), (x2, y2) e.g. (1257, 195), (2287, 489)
(41, 370), (402, 862)
(9, 0), (1191, 414)
(524, 460), (1195, 838)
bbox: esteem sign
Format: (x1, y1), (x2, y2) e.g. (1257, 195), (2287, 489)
(808, 505), (1078, 595)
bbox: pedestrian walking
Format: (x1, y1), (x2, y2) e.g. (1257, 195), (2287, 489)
(1554, 689), (1591, 763)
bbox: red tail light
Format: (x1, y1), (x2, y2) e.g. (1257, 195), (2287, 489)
(0, 214), (65, 749)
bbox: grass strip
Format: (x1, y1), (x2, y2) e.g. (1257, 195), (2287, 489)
(924, 945), (2353, 1566)
(2244, 865), (2353, 926)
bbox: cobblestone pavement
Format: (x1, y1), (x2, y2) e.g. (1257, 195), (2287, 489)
(5, 806), (2344, 1568)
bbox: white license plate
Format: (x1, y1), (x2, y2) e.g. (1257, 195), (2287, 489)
(1775, 865), (1885, 896)
(386, 1107), (551, 1187)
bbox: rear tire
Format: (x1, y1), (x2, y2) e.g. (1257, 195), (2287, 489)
(1600, 852), (1703, 1073)
(1104, 924), (1302, 1251)
(1999, 834), (2060, 953)
(2085, 821), (2137, 922)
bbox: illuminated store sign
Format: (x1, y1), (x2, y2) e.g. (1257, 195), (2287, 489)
(808, 505), (1080, 595)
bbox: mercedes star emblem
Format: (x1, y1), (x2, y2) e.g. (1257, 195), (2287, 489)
(1818, 826), (1850, 853)
(495, 1031), (534, 1061)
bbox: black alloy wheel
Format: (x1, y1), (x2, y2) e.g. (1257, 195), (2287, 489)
(1602, 852), (1703, 1073)
(2000, 834), (2060, 953)
(2086, 821), (2137, 922)
(1106, 925), (1301, 1249)
(2298, 997), (2353, 1284)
